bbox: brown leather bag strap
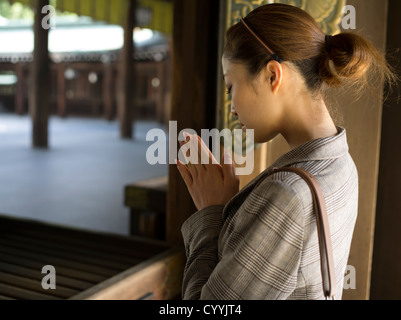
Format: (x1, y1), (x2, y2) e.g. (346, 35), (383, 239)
(267, 167), (336, 300)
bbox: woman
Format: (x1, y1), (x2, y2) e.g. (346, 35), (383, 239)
(176, 3), (395, 300)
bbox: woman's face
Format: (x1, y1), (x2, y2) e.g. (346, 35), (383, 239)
(222, 56), (283, 143)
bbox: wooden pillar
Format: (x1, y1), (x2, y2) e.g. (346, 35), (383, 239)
(337, 0), (389, 300)
(156, 61), (165, 124)
(31, 0), (51, 148)
(103, 63), (115, 121)
(56, 63), (66, 118)
(15, 63), (28, 115)
(118, 0), (136, 139)
(166, 0), (221, 245)
(370, 0), (401, 300)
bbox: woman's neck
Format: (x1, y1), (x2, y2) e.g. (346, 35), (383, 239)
(280, 96), (338, 150)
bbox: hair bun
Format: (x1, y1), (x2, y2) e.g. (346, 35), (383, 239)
(319, 32), (395, 93)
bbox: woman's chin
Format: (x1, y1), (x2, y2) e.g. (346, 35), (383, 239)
(254, 132), (279, 144)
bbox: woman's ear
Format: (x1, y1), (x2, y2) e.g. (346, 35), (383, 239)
(266, 61), (283, 94)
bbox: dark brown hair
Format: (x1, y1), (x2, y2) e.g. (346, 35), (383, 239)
(224, 3), (397, 96)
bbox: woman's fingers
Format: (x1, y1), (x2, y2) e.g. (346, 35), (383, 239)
(221, 150), (233, 180)
(180, 132), (223, 166)
(176, 159), (193, 187)
(178, 134), (198, 176)
(180, 134), (229, 182)
(227, 150), (237, 177)
(197, 135), (220, 165)
(179, 134), (205, 174)
(176, 140), (239, 211)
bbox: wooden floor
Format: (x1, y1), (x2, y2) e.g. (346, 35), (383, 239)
(0, 214), (181, 300)
(0, 114), (168, 236)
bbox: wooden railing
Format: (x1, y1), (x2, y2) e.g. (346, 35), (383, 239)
(0, 214), (184, 300)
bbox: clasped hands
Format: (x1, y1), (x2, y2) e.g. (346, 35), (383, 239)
(176, 133), (240, 211)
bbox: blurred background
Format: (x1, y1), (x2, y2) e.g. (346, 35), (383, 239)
(0, 0), (172, 235)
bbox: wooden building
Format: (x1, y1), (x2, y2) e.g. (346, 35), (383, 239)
(0, 0), (400, 301)
(0, 24), (171, 123)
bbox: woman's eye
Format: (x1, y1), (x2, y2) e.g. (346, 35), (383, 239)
(226, 87), (232, 95)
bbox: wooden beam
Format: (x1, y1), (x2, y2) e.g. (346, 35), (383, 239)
(31, 0), (51, 148)
(71, 248), (185, 300)
(118, 0), (136, 139)
(166, 0), (220, 245)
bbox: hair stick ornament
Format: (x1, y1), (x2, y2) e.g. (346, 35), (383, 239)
(240, 18), (283, 63)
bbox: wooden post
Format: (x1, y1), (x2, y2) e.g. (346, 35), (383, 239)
(31, 0), (51, 148)
(15, 63), (27, 115)
(166, 0), (221, 245)
(56, 63), (66, 118)
(103, 63), (115, 121)
(118, 0), (136, 139)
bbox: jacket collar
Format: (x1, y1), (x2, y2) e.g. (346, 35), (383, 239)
(223, 127), (349, 220)
(269, 126), (348, 169)
(235, 127), (348, 196)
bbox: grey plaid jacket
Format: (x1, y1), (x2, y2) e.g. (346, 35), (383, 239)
(181, 127), (358, 300)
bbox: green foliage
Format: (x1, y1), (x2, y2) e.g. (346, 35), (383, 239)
(0, 0), (77, 21)
(0, 1), (34, 20)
